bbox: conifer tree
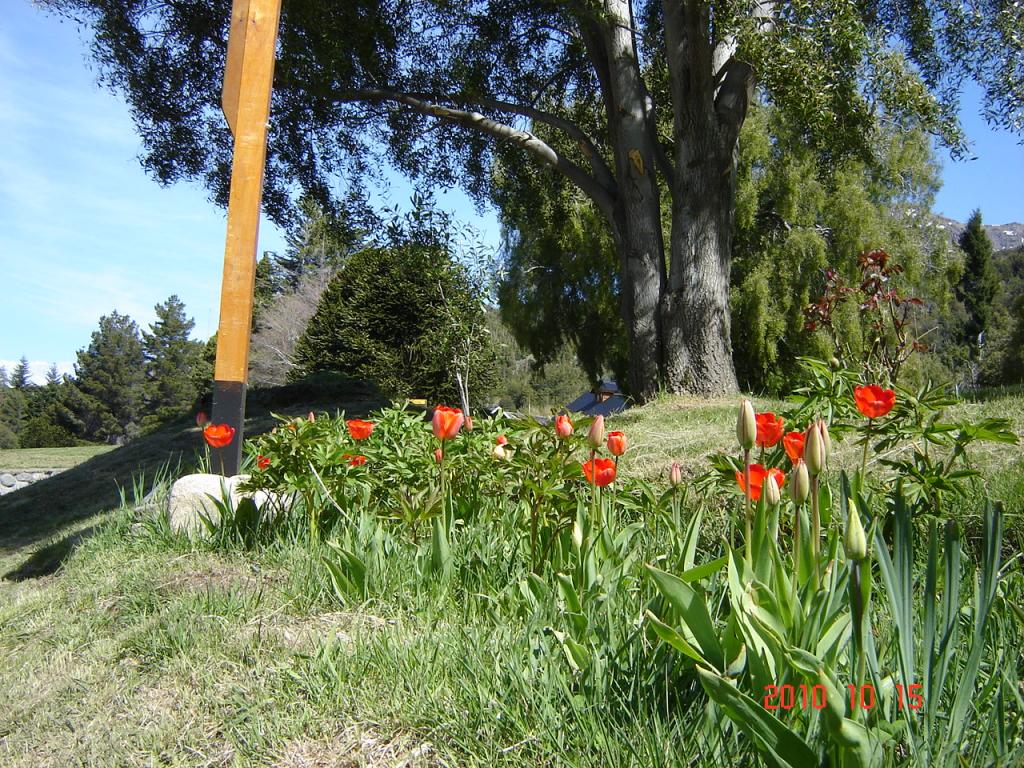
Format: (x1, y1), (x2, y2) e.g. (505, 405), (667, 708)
(957, 210), (1000, 358)
(142, 296), (204, 425)
(73, 311), (146, 442)
(45, 363), (61, 385)
(0, 365), (8, 388)
(11, 356), (31, 389)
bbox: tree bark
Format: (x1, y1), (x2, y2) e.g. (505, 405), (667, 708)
(593, 0), (667, 401)
(658, 0), (747, 396)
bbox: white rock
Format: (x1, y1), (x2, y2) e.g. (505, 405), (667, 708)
(0, 474), (15, 488)
(166, 473), (286, 536)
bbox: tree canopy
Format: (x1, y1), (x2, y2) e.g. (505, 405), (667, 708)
(43, 0), (1024, 398)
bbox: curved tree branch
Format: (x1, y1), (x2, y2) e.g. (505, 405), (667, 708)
(334, 88), (618, 223)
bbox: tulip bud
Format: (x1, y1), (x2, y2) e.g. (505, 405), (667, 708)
(465, 416), (474, 432)
(587, 415), (605, 449)
(555, 414), (574, 439)
(805, 421), (826, 475)
(819, 419), (832, 457)
(764, 473), (782, 506)
(844, 499), (868, 561)
(491, 443), (510, 461)
(607, 430), (627, 456)
(434, 448), (444, 463)
(737, 399), (756, 451)
(829, 357), (841, 370)
(669, 461), (682, 488)
(307, 411), (316, 422)
(789, 460), (810, 504)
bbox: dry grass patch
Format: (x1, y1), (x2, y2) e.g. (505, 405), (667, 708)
(275, 725), (436, 768)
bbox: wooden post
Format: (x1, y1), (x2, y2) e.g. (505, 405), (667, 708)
(211, 0), (282, 476)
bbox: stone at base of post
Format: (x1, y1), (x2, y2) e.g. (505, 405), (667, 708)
(211, 380), (247, 477)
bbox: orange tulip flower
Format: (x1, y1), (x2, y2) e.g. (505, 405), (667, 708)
(583, 457), (617, 487)
(432, 405), (464, 440)
(256, 455), (270, 470)
(203, 423), (235, 449)
(343, 454), (367, 467)
(607, 430), (627, 456)
(783, 431), (805, 463)
(735, 463), (786, 502)
(854, 385), (896, 419)
(755, 412), (784, 448)
(496, 434), (508, 446)
(555, 413), (574, 439)
(346, 419), (375, 440)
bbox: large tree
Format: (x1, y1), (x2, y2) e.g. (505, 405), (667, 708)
(72, 311), (146, 443)
(957, 210), (1000, 358)
(43, 0), (1024, 399)
(142, 295), (205, 425)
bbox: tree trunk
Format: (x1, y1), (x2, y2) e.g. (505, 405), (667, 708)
(658, 0), (749, 397)
(661, 150), (739, 395)
(599, 0), (666, 402)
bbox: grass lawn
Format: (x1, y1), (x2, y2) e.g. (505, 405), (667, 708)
(0, 445), (115, 470)
(0, 389), (1021, 766)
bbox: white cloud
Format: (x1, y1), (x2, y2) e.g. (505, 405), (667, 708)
(0, 359), (74, 385)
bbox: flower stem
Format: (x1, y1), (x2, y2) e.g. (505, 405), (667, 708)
(810, 474), (821, 590)
(743, 449), (752, 566)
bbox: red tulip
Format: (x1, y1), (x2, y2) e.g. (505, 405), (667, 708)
(432, 405), (464, 440)
(854, 385), (896, 419)
(343, 454), (367, 467)
(783, 431), (805, 463)
(755, 412), (785, 448)
(256, 455), (270, 470)
(607, 430), (627, 456)
(346, 419), (375, 440)
(735, 463), (786, 502)
(555, 414), (573, 439)
(203, 423), (235, 449)
(583, 457), (617, 487)
(496, 434), (508, 446)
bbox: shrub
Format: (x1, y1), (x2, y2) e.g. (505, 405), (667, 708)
(0, 421), (17, 449)
(292, 240), (497, 405)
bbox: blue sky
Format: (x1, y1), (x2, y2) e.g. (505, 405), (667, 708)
(1, 0), (1022, 382)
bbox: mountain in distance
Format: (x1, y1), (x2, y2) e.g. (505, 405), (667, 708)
(932, 215), (1024, 251)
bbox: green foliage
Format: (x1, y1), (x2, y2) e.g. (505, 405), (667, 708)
(142, 295), (205, 429)
(494, 166), (628, 386)
(11, 356), (30, 389)
(0, 420), (18, 449)
(70, 311), (145, 443)
(731, 107), (954, 393)
(957, 210), (1000, 356)
(293, 201), (497, 405)
(487, 311), (591, 412)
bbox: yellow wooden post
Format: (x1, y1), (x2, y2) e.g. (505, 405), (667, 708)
(211, 0), (282, 475)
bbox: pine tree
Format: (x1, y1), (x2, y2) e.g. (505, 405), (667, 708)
(0, 366), (8, 388)
(253, 254), (284, 326)
(957, 210), (1000, 357)
(11, 356), (31, 389)
(72, 311), (146, 443)
(45, 364), (61, 386)
(142, 296), (204, 426)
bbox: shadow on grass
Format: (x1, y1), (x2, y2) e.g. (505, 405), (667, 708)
(0, 375), (387, 580)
